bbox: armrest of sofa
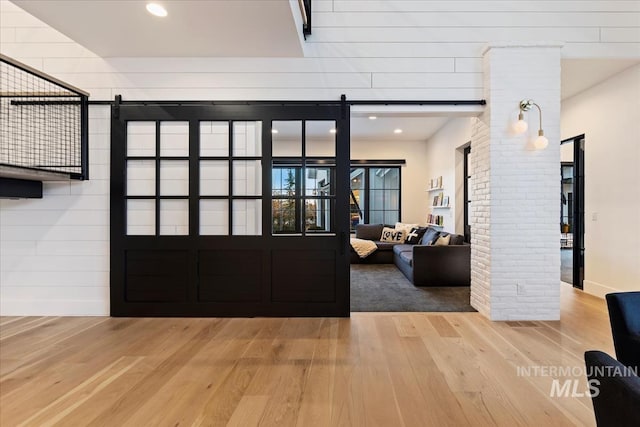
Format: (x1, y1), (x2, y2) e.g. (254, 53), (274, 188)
(411, 244), (471, 286)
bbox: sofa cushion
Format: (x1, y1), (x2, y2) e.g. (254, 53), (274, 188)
(355, 224), (384, 241)
(380, 227), (406, 243)
(405, 226), (428, 244)
(421, 227), (440, 245)
(399, 251), (413, 266)
(374, 241), (399, 251)
(395, 222), (419, 241)
(393, 244), (414, 255)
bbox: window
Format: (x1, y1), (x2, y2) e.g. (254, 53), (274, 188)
(125, 120), (263, 237)
(270, 120), (337, 235)
(350, 166), (401, 231)
(271, 164), (335, 234)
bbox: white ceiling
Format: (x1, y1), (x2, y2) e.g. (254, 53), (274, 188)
(12, 0), (305, 57)
(561, 59), (640, 100)
(350, 116), (450, 142)
(348, 105), (483, 142)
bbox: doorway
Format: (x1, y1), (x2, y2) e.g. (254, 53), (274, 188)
(110, 100), (351, 317)
(560, 135), (585, 289)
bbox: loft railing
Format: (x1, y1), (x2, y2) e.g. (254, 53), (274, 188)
(0, 54), (89, 180)
(298, 0), (312, 38)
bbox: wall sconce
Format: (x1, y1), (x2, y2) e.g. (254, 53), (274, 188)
(515, 99), (549, 150)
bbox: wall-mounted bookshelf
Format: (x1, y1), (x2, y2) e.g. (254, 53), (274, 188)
(427, 175), (449, 228)
(426, 176), (443, 192)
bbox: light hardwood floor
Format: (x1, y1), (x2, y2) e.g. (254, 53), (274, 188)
(0, 284), (612, 426)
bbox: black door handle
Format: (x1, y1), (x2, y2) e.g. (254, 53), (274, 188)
(340, 231), (347, 255)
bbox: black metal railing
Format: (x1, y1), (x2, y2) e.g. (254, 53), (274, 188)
(299, 0), (312, 38)
(0, 54), (89, 180)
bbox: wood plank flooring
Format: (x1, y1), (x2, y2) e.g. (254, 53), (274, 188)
(0, 285), (612, 426)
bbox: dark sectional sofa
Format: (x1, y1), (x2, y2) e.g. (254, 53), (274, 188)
(350, 223), (398, 264)
(351, 224), (471, 287)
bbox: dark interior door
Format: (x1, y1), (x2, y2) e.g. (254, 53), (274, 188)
(110, 101), (350, 316)
(573, 137), (585, 289)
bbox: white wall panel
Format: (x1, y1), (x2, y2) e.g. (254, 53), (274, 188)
(332, 1), (640, 13)
(47, 72), (374, 89)
(311, 27), (600, 43)
(305, 42), (486, 58)
(0, 27), (15, 42)
(42, 57), (457, 74)
(315, 12), (640, 27)
(104, 87), (485, 101)
(601, 27), (640, 42)
(372, 72), (483, 88)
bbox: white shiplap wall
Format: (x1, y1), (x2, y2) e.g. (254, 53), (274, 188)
(1, 1), (639, 101)
(1, 106), (111, 315)
(0, 0), (638, 315)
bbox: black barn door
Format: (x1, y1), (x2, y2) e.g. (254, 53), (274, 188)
(110, 101), (350, 316)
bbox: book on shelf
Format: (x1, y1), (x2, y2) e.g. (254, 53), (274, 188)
(432, 192), (447, 207)
(428, 175), (444, 190)
(427, 214), (444, 226)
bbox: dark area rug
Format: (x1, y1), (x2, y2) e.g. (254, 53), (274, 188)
(350, 264), (475, 312)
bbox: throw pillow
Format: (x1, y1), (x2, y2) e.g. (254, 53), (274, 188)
(395, 222), (419, 241)
(421, 228), (440, 245)
(380, 227), (406, 243)
(434, 234), (451, 246)
(405, 226), (427, 244)
(448, 234), (464, 245)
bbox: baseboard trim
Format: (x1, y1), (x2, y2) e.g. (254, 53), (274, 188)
(583, 280), (617, 299)
(0, 299), (108, 316)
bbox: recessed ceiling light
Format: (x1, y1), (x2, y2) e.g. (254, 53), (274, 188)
(329, 129), (337, 134)
(368, 115), (377, 120)
(146, 3), (168, 17)
(394, 128), (403, 134)
(271, 129), (279, 134)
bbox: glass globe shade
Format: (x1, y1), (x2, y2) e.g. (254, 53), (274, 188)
(514, 119), (528, 134)
(534, 135), (549, 150)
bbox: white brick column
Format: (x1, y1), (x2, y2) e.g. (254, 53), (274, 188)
(470, 43), (562, 321)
